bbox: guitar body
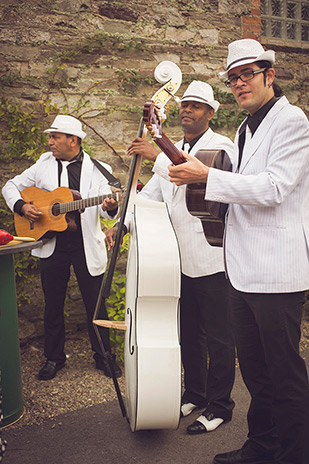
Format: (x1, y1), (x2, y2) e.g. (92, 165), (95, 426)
(186, 150), (232, 247)
(14, 187), (76, 240)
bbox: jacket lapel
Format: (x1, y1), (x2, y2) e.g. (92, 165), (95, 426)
(190, 129), (216, 156)
(79, 152), (93, 197)
(239, 96), (289, 173)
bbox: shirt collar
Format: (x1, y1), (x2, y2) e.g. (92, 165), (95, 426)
(239, 96), (279, 137)
(57, 149), (83, 164)
(69, 149), (83, 163)
(182, 129), (208, 151)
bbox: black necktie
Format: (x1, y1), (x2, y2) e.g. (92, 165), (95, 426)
(237, 119), (248, 171)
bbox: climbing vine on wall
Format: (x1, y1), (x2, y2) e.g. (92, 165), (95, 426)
(0, 98), (48, 161)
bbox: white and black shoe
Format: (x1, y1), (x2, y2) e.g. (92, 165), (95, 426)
(186, 411), (224, 434)
(181, 401), (199, 417)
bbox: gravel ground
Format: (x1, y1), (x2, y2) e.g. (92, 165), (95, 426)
(10, 330), (125, 428)
(7, 319), (309, 430)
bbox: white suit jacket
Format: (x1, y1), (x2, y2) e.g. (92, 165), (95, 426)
(206, 96), (309, 293)
(2, 151), (116, 276)
(137, 128), (234, 277)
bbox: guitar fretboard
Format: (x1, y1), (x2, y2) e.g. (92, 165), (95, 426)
(55, 192), (121, 215)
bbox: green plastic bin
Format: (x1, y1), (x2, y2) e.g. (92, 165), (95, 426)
(0, 252), (24, 426)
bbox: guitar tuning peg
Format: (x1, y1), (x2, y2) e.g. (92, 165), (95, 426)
(151, 124), (161, 138)
(145, 123), (154, 137)
(156, 104), (166, 121)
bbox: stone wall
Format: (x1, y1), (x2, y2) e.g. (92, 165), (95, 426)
(0, 0), (308, 341)
(1, 1), (308, 174)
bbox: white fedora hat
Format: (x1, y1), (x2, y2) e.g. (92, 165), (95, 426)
(181, 80), (220, 112)
(44, 115), (87, 139)
(219, 39), (275, 80)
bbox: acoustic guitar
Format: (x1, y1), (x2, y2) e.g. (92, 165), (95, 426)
(143, 100), (232, 247)
(14, 186), (122, 240)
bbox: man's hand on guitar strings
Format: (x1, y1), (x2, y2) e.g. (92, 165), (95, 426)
(21, 203), (43, 222)
(168, 152), (210, 186)
(101, 196), (118, 212)
(126, 137), (159, 162)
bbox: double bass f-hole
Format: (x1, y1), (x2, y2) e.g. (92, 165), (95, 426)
(127, 307), (134, 355)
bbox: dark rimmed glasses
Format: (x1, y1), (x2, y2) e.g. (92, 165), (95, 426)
(225, 68), (267, 88)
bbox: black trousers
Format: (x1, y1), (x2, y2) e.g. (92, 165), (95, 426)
(180, 272), (235, 421)
(229, 283), (309, 464)
(40, 244), (110, 364)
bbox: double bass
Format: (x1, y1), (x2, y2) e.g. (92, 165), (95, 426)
(94, 61), (182, 431)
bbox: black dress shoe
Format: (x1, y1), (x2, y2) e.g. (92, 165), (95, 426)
(95, 355), (122, 378)
(38, 360), (65, 381)
(213, 441), (275, 464)
(187, 412), (224, 434)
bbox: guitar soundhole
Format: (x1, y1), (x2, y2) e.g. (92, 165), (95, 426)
(52, 203), (61, 216)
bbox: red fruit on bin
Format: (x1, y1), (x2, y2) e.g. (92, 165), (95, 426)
(0, 229), (14, 245)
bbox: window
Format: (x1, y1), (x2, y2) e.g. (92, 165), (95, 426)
(261, 0), (309, 42)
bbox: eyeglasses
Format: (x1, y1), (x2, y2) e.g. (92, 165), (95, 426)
(225, 68), (267, 88)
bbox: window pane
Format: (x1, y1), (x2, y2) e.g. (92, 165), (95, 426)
(261, 0), (267, 14)
(287, 2), (297, 18)
(271, 19), (283, 36)
(287, 21), (297, 38)
(302, 3), (309, 20)
(272, 0), (283, 16)
(301, 23), (309, 40)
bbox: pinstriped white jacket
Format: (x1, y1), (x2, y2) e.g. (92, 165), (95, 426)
(140, 128), (234, 277)
(206, 96), (309, 293)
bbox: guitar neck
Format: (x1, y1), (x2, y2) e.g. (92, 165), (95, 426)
(143, 101), (187, 166)
(59, 192), (119, 214)
(155, 133), (187, 166)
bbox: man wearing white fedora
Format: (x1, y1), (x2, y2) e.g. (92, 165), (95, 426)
(2, 115), (122, 380)
(168, 39), (309, 464)
(106, 81), (236, 433)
